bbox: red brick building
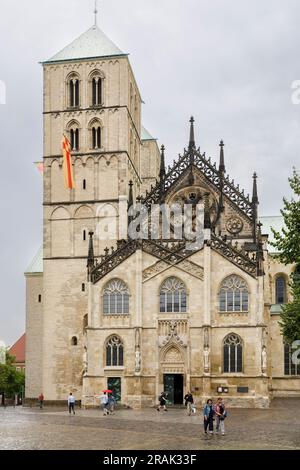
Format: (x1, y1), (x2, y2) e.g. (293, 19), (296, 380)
(9, 334), (25, 372)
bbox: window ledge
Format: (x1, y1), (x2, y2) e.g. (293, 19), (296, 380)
(103, 314), (130, 318)
(219, 311), (249, 315)
(104, 367), (125, 371)
(221, 373), (245, 376)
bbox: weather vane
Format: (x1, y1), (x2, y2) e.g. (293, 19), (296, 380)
(94, 0), (99, 27)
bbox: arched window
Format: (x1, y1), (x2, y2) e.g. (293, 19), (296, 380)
(103, 279), (129, 315)
(83, 314), (88, 330)
(92, 77), (102, 106)
(71, 336), (78, 346)
(92, 126), (101, 149)
(276, 276), (286, 304)
(160, 277), (187, 313)
(69, 75), (80, 108)
(284, 344), (300, 376)
(223, 334), (243, 373)
(219, 275), (249, 312)
(70, 128), (79, 151)
(106, 336), (124, 367)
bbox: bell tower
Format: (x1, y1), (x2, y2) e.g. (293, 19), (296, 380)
(32, 21), (144, 401)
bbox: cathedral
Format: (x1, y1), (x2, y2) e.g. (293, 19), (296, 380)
(25, 19), (300, 409)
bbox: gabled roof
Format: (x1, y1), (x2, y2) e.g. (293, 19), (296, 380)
(9, 334), (25, 363)
(141, 126), (157, 141)
(25, 246), (43, 274)
(44, 25), (127, 64)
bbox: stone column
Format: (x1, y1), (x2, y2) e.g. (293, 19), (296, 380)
(203, 231), (211, 325)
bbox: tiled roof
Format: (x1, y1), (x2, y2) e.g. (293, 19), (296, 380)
(9, 334), (25, 363)
(44, 25), (126, 64)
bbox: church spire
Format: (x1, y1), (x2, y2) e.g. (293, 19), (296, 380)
(87, 231), (95, 280)
(94, 0), (99, 28)
(252, 172), (259, 204)
(188, 116), (196, 149)
(160, 145), (166, 180)
(219, 140), (226, 173)
(128, 180), (134, 235)
(252, 172), (259, 243)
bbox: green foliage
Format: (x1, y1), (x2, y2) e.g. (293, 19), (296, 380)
(271, 169), (300, 266)
(0, 352), (25, 398)
(272, 169), (300, 343)
(279, 280), (300, 343)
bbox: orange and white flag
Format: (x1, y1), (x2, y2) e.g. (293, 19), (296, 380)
(62, 135), (75, 189)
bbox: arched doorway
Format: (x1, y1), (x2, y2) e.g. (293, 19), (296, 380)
(161, 345), (185, 405)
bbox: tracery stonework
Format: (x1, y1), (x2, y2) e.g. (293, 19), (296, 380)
(164, 347), (183, 364)
(226, 216), (244, 235)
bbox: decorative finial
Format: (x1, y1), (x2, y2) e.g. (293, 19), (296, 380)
(87, 231), (95, 279)
(128, 180), (134, 208)
(160, 145), (166, 180)
(189, 116), (196, 149)
(94, 0), (98, 28)
(219, 140), (225, 173)
(252, 172), (259, 204)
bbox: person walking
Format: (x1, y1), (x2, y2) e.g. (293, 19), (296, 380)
(157, 392), (168, 411)
(215, 397), (226, 435)
(68, 392), (76, 415)
(184, 391), (194, 416)
(203, 399), (215, 435)
(38, 393), (44, 410)
(100, 392), (109, 415)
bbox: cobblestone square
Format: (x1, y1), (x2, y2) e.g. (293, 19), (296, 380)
(0, 399), (299, 450)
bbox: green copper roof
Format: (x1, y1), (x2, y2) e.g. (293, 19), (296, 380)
(25, 246), (43, 274)
(260, 216), (284, 253)
(141, 126), (156, 141)
(44, 25), (126, 64)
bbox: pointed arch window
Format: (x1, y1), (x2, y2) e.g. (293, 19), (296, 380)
(103, 279), (129, 315)
(219, 275), (249, 313)
(69, 76), (80, 108)
(223, 334), (243, 373)
(276, 276), (287, 304)
(106, 336), (124, 367)
(160, 277), (187, 313)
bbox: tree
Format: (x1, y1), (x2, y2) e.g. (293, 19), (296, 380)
(0, 353), (25, 403)
(272, 169), (300, 343)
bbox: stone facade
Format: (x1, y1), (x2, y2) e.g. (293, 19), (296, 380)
(25, 24), (300, 408)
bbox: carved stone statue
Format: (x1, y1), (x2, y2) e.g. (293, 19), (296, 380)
(261, 346), (267, 373)
(83, 347), (88, 376)
(135, 348), (141, 372)
(135, 328), (141, 349)
(204, 346), (210, 373)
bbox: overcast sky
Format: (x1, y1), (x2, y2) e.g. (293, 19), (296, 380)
(0, 0), (299, 345)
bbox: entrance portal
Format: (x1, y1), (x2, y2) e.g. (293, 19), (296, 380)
(163, 374), (184, 405)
